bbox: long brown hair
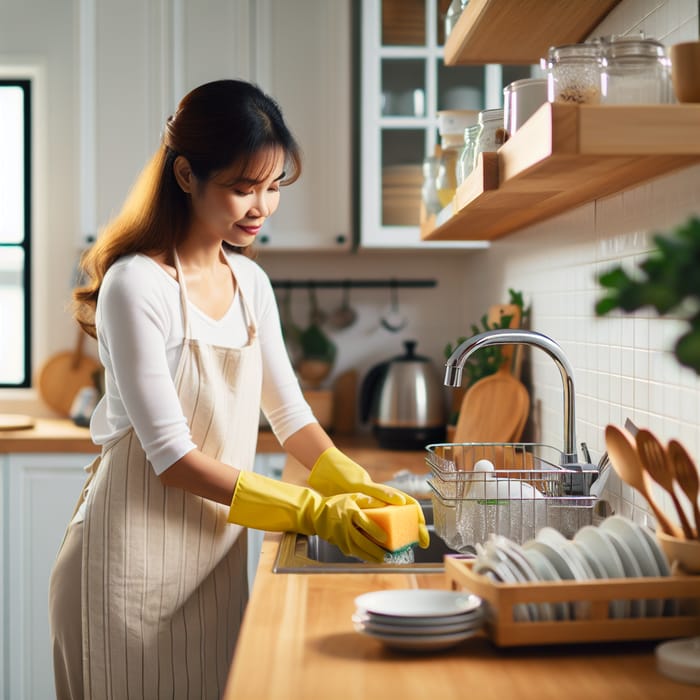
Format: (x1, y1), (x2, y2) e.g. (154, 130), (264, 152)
(73, 79), (301, 337)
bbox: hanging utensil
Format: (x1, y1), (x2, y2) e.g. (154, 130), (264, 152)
(667, 439), (700, 539)
(604, 425), (682, 537)
(380, 279), (407, 332)
(635, 429), (695, 539)
(308, 282), (326, 326)
(327, 280), (357, 330)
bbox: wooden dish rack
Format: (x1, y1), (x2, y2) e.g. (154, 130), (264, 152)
(445, 556), (700, 647)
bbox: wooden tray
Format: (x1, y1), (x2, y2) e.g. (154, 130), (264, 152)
(445, 556), (700, 647)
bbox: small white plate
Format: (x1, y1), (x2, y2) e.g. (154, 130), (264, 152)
(353, 622), (481, 652)
(521, 546), (569, 621)
(352, 613), (482, 637)
(600, 516), (664, 617)
(354, 589), (481, 619)
(488, 536), (557, 622)
(472, 558), (533, 622)
(599, 528), (646, 618)
(636, 524), (678, 616)
(572, 538), (625, 619)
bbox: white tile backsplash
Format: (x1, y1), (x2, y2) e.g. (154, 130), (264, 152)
(463, 0), (700, 530)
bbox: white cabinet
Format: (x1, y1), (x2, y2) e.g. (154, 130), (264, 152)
(251, 0), (352, 251)
(2, 452), (94, 700)
(358, 0), (530, 249)
(81, 0), (351, 252)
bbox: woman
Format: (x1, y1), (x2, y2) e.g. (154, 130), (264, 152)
(48, 79), (427, 700)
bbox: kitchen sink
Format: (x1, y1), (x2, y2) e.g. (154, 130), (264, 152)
(273, 501), (464, 573)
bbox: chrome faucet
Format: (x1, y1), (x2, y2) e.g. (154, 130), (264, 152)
(444, 329), (579, 466)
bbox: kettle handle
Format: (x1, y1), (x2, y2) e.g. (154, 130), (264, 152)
(359, 361), (389, 423)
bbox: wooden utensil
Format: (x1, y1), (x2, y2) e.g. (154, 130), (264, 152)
(667, 439), (700, 540)
(635, 429), (695, 539)
(37, 327), (101, 417)
(453, 364), (530, 445)
(332, 369), (358, 435)
(604, 425), (682, 537)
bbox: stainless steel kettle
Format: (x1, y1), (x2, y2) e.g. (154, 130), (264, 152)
(360, 340), (446, 450)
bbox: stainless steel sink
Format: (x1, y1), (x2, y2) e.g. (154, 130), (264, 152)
(273, 501), (461, 573)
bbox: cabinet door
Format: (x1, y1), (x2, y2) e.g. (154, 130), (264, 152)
(251, 0), (352, 251)
(5, 453), (94, 700)
(358, 0), (528, 249)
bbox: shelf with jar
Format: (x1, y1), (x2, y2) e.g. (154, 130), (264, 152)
(358, 0), (533, 250)
(421, 102), (700, 243)
(443, 0), (622, 65)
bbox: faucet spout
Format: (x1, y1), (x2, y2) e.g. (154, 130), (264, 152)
(444, 329), (578, 464)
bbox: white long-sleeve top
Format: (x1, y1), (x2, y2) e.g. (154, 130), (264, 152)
(90, 251), (315, 474)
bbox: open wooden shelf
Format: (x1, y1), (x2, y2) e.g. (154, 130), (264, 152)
(444, 0), (621, 65)
(422, 103), (700, 243)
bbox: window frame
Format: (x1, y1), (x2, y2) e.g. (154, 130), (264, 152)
(0, 78), (32, 388)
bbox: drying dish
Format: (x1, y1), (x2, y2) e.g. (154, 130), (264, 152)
(352, 589), (483, 651)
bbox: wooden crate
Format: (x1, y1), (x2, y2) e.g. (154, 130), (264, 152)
(445, 556), (700, 647)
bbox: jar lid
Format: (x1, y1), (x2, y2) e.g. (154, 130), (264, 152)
(503, 78), (547, 95)
(602, 37), (666, 59)
(547, 42), (600, 62)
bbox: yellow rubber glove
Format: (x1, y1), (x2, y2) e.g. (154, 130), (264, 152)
(227, 470), (390, 563)
(308, 447), (430, 548)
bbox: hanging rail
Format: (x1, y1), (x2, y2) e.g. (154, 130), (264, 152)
(270, 278), (437, 289)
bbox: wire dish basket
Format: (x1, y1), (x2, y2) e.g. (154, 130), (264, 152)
(426, 443), (597, 552)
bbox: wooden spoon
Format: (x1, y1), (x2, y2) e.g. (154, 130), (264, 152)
(604, 425), (682, 537)
(635, 429), (695, 539)
(667, 439), (700, 540)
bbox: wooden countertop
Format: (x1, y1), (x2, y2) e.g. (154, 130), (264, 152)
(224, 447), (699, 700)
(0, 419), (285, 454)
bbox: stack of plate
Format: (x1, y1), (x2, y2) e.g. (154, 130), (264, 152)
(352, 589), (483, 651)
(472, 515), (675, 622)
(382, 164), (422, 226)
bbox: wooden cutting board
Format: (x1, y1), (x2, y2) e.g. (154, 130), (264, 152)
(0, 414), (36, 431)
(453, 365), (530, 446)
(332, 369), (358, 435)
(37, 327), (101, 417)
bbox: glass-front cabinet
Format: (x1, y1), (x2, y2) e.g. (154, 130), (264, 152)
(358, 0), (533, 249)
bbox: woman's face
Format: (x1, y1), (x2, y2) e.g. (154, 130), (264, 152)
(179, 148), (286, 248)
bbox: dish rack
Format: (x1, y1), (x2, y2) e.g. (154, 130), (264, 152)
(426, 442), (597, 550)
(445, 556), (700, 646)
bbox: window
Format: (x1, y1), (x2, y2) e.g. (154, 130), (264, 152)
(0, 79), (31, 387)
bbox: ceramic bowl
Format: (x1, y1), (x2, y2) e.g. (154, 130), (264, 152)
(656, 530), (700, 574)
(670, 41), (700, 103)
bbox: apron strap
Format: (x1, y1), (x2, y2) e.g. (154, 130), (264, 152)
(172, 250), (192, 339)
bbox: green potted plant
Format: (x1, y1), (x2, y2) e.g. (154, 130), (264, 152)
(595, 216), (700, 375)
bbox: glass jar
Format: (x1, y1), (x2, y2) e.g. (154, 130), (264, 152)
(544, 43), (602, 104)
(600, 37), (672, 104)
(474, 108), (506, 164)
(457, 123), (481, 185)
(421, 156), (442, 216)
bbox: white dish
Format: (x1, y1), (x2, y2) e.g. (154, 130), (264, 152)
(572, 537), (626, 619)
(352, 613), (482, 637)
(488, 536), (557, 622)
(599, 528), (646, 618)
(523, 539), (584, 619)
(637, 524), (678, 617)
(353, 622), (481, 651)
(472, 558), (532, 622)
(363, 609), (480, 627)
(521, 546), (569, 621)
(601, 516), (664, 617)
(354, 589), (481, 619)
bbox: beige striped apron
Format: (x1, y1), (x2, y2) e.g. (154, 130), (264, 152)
(81, 252), (262, 699)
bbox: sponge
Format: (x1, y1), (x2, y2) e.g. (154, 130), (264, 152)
(361, 503), (420, 553)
